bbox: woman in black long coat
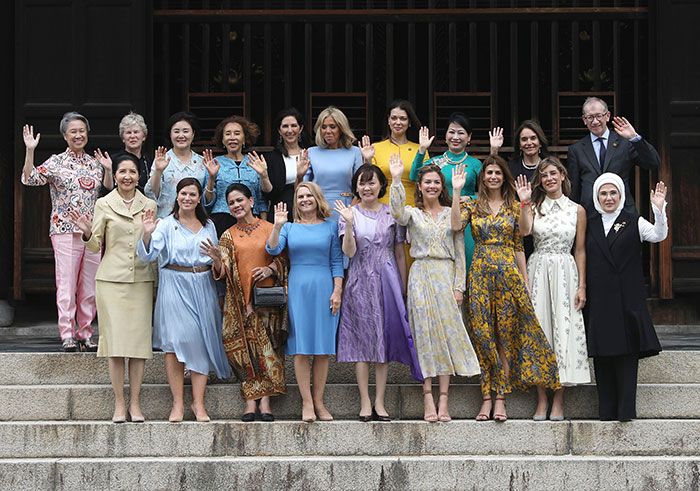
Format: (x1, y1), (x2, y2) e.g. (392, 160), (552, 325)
(584, 172), (668, 421)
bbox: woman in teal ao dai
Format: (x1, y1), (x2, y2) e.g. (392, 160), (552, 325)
(410, 113), (482, 272)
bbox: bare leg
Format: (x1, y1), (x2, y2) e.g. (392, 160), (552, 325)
(108, 357), (126, 422)
(494, 344), (509, 421)
(164, 353), (185, 422)
(533, 386), (548, 420)
(258, 396), (272, 414)
(294, 355), (315, 422)
(356, 362), (372, 418)
(437, 374), (452, 422)
(550, 388), (565, 420)
(243, 398), (257, 415)
(127, 358), (145, 421)
(312, 355), (332, 420)
(190, 372), (210, 422)
(422, 378), (438, 422)
(374, 363), (389, 418)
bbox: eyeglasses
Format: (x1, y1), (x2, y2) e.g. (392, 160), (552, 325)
(582, 112), (609, 122)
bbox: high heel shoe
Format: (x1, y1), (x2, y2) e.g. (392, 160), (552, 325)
(128, 411), (145, 423)
(191, 404), (211, 423)
(475, 397), (492, 421)
(437, 392), (452, 422)
(493, 396), (507, 422)
(423, 391), (438, 423)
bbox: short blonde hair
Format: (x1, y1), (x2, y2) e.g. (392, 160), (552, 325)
(294, 182), (332, 221)
(313, 106), (356, 149)
(119, 112), (148, 137)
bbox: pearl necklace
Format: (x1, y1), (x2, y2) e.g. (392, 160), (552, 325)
(521, 158), (540, 170)
(445, 152), (469, 165)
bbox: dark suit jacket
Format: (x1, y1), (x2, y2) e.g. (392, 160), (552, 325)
(566, 131), (660, 214)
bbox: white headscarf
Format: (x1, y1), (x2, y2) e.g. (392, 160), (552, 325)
(593, 172), (626, 236)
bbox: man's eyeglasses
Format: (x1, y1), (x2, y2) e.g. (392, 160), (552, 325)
(583, 112), (609, 122)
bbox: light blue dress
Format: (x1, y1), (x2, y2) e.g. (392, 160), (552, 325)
(137, 215), (231, 378)
(266, 221), (344, 355)
(144, 149), (206, 218)
(305, 146), (363, 221)
(203, 155), (266, 216)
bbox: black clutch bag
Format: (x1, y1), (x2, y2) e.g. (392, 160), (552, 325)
(252, 282), (287, 308)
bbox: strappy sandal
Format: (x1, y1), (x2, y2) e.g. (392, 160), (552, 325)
(437, 392), (452, 422)
(493, 396), (507, 422)
(475, 397), (492, 421)
(423, 391), (438, 423)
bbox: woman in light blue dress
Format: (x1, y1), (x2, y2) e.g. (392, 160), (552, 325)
(138, 177), (231, 423)
(305, 106), (364, 222)
(266, 181), (344, 423)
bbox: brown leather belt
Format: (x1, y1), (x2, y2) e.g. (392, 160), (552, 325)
(165, 264), (212, 273)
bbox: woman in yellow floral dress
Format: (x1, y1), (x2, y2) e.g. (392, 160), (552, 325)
(451, 156), (560, 422)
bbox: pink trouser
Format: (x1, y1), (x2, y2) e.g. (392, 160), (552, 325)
(50, 233), (101, 340)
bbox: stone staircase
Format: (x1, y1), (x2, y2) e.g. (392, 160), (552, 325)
(0, 351), (698, 490)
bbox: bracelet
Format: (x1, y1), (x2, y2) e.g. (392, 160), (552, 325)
(520, 201), (531, 208)
(577, 285), (586, 290)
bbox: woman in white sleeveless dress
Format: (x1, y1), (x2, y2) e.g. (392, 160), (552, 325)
(516, 156), (590, 421)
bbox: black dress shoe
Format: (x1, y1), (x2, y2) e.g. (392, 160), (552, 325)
(358, 414), (373, 422)
(372, 407), (391, 422)
(241, 412), (256, 422)
(259, 412), (275, 422)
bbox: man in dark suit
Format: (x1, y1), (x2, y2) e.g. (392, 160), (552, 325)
(567, 97), (660, 214)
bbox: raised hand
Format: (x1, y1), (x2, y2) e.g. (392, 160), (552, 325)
(200, 238), (222, 263)
(22, 125), (40, 150)
(515, 174), (532, 203)
(418, 126), (435, 152)
(68, 210), (92, 236)
(359, 135), (375, 163)
(452, 164), (466, 192)
(612, 116), (638, 140)
(489, 127), (504, 150)
(650, 181), (667, 209)
(94, 148), (112, 172)
(388, 153), (404, 181)
(273, 202), (288, 227)
(334, 200), (354, 224)
(154, 146), (170, 172)
(247, 151), (269, 178)
(141, 208), (159, 236)
(201, 148), (221, 179)
(296, 149), (310, 180)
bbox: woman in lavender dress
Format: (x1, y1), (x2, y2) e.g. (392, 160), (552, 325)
(336, 164), (422, 422)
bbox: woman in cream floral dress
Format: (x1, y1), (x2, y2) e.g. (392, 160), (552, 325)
(389, 155), (480, 423)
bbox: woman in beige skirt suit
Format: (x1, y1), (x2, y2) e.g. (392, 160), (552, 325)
(71, 153), (156, 423)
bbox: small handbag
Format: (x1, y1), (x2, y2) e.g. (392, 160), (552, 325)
(252, 279), (287, 308)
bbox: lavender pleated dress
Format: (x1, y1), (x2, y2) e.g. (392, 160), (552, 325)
(337, 204), (423, 381)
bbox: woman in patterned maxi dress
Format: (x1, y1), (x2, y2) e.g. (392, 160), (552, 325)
(516, 157), (590, 421)
(452, 156), (560, 422)
(390, 156), (480, 422)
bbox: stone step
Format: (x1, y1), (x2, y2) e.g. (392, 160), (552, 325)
(1, 383), (699, 421)
(1, 454), (698, 490)
(0, 419), (697, 459)
(0, 350), (698, 385)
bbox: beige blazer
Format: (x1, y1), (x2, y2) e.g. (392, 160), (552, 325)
(85, 189), (157, 283)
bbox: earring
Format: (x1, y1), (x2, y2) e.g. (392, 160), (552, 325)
(278, 135), (283, 145)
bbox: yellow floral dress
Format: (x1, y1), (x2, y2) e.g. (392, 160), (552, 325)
(462, 199), (560, 397)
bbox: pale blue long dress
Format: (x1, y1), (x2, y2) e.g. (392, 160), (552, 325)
(137, 215), (231, 378)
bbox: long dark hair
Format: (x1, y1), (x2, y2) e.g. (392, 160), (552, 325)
(383, 99), (422, 142)
(273, 107), (309, 156)
(415, 164), (450, 209)
(531, 157), (572, 217)
(475, 156), (517, 217)
(171, 177), (209, 227)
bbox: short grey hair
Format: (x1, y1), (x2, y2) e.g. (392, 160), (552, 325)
(119, 111), (148, 137)
(582, 97), (609, 115)
(59, 112), (90, 135)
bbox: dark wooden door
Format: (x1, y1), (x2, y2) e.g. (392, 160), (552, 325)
(13, 0), (151, 299)
(656, 1), (700, 298)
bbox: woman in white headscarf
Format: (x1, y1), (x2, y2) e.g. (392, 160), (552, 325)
(584, 172), (668, 421)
